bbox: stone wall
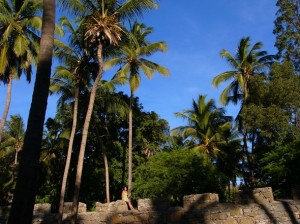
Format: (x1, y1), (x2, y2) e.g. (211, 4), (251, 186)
(1, 187), (300, 224)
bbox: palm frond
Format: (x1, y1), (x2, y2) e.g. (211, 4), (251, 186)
(140, 41), (168, 55)
(117, 0), (158, 20)
(211, 71), (237, 87)
(104, 57), (124, 70)
(14, 35), (29, 56)
(220, 49), (239, 69)
(129, 72), (141, 93)
(0, 43), (9, 74)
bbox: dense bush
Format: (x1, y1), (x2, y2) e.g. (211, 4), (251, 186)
(132, 148), (226, 205)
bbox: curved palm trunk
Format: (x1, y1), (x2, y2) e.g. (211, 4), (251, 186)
(103, 150), (110, 202)
(58, 88), (79, 224)
(0, 73), (12, 143)
(128, 93), (133, 195)
(71, 43), (103, 224)
(14, 148), (19, 165)
(8, 1), (55, 223)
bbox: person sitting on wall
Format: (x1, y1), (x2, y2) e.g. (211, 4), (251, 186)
(122, 186), (135, 210)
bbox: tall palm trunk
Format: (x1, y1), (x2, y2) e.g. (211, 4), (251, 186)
(8, 0), (55, 223)
(128, 93), (133, 195)
(71, 43), (103, 224)
(0, 73), (12, 142)
(241, 127), (255, 188)
(14, 146), (19, 165)
(103, 148), (110, 202)
(58, 88), (79, 224)
(14, 151), (18, 165)
(97, 129), (110, 203)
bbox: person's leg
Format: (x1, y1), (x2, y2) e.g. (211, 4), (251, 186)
(127, 200), (135, 210)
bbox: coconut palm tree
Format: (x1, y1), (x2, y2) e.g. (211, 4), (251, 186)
(1, 114), (25, 165)
(0, 0), (42, 142)
(173, 95), (232, 161)
(0, 115), (25, 206)
(68, 1), (158, 222)
(50, 17), (98, 224)
(0, 114), (25, 201)
(215, 125), (242, 200)
(212, 37), (275, 187)
(212, 36), (274, 106)
(105, 21), (169, 194)
(8, 0), (56, 223)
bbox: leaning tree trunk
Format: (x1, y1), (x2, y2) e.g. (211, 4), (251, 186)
(0, 73), (13, 143)
(103, 148), (110, 202)
(8, 0), (55, 223)
(58, 88), (79, 224)
(14, 143), (21, 165)
(128, 93), (133, 196)
(70, 43), (103, 224)
(14, 150), (18, 165)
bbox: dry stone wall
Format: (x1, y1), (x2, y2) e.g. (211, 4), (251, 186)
(1, 187), (300, 224)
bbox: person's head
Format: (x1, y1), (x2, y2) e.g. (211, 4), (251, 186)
(123, 186), (127, 191)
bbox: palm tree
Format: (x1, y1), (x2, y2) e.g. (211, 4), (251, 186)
(0, 0), (42, 142)
(0, 114), (25, 202)
(68, 1), (158, 222)
(212, 36), (274, 105)
(1, 114), (25, 165)
(212, 36), (274, 187)
(8, 0), (56, 223)
(105, 21), (169, 194)
(0, 115), (25, 206)
(173, 95), (232, 160)
(215, 126), (242, 200)
(164, 133), (196, 151)
(50, 17), (97, 224)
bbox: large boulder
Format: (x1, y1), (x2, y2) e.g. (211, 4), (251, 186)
(63, 202), (86, 213)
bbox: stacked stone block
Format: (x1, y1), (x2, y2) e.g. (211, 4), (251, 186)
(1, 187), (300, 223)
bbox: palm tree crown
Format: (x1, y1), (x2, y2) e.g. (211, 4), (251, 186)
(105, 21), (170, 93)
(212, 36), (275, 105)
(0, 0), (42, 142)
(173, 95), (232, 159)
(0, 0), (41, 78)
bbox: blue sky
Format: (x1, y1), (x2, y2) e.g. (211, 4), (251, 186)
(0, 0), (278, 130)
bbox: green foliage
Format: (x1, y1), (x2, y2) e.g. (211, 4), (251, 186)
(173, 95), (233, 160)
(135, 111), (169, 157)
(0, 0), (42, 80)
(0, 114), (25, 205)
(242, 62), (300, 146)
(241, 104), (290, 146)
(274, 0), (300, 72)
(106, 21), (169, 94)
(216, 128), (243, 188)
(22, 91), (171, 209)
(36, 118), (67, 211)
(212, 36), (274, 106)
(132, 149), (226, 205)
(261, 139), (300, 198)
(240, 61), (300, 190)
